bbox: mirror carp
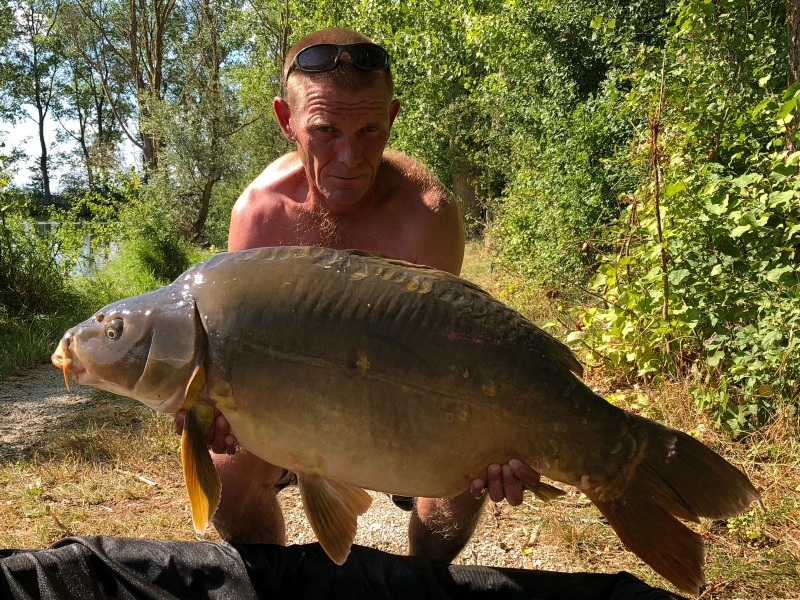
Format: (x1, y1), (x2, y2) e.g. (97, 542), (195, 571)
(51, 246), (760, 594)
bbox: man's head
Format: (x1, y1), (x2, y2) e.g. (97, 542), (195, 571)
(283, 28), (394, 110)
(275, 28), (400, 211)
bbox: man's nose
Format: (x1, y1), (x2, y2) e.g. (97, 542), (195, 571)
(337, 136), (363, 168)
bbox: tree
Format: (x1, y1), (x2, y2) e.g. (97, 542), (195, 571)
(157, 0), (246, 236)
(70, 0), (182, 172)
(0, 0), (64, 203)
(55, 4), (124, 188)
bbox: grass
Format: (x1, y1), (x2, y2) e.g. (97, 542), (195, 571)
(0, 395), (212, 549)
(0, 241), (798, 598)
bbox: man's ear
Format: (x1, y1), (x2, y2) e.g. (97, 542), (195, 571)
(389, 98), (401, 127)
(274, 97), (296, 143)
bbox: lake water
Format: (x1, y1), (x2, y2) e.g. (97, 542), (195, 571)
(34, 221), (119, 277)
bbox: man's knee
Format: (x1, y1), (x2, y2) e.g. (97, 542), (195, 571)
(408, 492), (487, 563)
(210, 449), (288, 545)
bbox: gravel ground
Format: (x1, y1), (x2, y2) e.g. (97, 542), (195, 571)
(0, 366), (94, 460)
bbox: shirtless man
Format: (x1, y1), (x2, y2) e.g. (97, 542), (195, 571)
(177, 27), (541, 563)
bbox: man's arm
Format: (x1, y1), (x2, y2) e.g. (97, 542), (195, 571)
(413, 190), (465, 276)
(410, 184), (541, 505)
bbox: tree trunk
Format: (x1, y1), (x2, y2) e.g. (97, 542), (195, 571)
(452, 164), (478, 218)
(788, 0), (800, 84)
(36, 105), (51, 203)
(193, 178), (215, 236)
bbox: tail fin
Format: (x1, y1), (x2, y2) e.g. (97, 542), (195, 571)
(584, 416), (760, 595)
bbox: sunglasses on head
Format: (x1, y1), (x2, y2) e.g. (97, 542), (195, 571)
(286, 43), (390, 79)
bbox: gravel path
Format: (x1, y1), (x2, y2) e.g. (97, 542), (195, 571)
(0, 366), (93, 460)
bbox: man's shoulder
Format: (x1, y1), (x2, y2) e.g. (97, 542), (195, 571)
(246, 152), (304, 194)
(234, 153), (304, 216)
(381, 151), (452, 212)
(379, 152), (464, 274)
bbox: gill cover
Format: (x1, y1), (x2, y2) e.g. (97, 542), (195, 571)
(132, 299), (205, 411)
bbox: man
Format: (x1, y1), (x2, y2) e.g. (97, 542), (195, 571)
(177, 27), (541, 563)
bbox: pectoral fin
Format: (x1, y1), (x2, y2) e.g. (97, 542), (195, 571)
(297, 473), (372, 565)
(524, 481), (566, 503)
(180, 363), (221, 533)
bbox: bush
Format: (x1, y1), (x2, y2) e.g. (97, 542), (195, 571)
(570, 0), (796, 433)
(117, 171), (195, 282)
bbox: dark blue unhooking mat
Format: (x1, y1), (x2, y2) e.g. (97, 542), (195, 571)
(0, 536), (686, 600)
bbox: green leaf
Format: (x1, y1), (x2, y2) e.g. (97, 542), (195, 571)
(730, 225), (752, 238)
(766, 265), (793, 283)
(752, 98), (773, 117)
(707, 350), (725, 368)
(589, 15), (602, 29)
(566, 331), (588, 344)
(768, 191), (795, 208)
(665, 181), (686, 197)
(669, 269), (691, 285)
(730, 173), (760, 188)
(607, 18), (616, 29)
(777, 97), (797, 121)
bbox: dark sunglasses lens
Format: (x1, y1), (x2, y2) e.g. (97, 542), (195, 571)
(296, 45), (339, 71)
(350, 44), (389, 70)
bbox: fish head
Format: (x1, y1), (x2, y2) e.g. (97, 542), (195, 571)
(51, 287), (204, 414)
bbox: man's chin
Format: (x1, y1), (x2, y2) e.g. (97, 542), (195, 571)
(318, 187), (370, 209)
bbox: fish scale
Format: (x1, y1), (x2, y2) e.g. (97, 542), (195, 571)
(52, 246), (760, 594)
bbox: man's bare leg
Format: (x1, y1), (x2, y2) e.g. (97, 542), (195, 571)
(211, 449), (287, 545)
(408, 491), (487, 563)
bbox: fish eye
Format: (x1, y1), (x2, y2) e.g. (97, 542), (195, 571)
(105, 318), (124, 340)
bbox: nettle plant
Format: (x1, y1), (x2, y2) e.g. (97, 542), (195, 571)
(570, 0), (797, 434)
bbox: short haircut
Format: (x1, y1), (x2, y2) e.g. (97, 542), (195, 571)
(283, 28), (394, 109)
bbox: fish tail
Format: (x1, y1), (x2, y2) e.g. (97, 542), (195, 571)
(584, 415), (760, 595)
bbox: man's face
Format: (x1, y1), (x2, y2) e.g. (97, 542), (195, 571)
(281, 78), (399, 211)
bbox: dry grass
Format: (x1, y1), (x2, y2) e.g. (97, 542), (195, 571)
(1, 241), (798, 598)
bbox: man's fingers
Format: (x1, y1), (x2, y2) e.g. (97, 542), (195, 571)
(209, 411), (231, 454)
(487, 463), (504, 503)
(502, 464), (523, 506)
(173, 410), (186, 436)
(470, 477), (486, 499)
(509, 458), (541, 488)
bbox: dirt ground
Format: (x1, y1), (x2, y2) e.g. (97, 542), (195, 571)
(0, 367), (94, 461)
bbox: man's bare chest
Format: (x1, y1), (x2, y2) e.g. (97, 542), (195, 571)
(274, 205), (417, 262)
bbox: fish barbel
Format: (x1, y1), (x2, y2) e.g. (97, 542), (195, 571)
(51, 246), (759, 594)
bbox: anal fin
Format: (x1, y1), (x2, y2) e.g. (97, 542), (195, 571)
(298, 473), (372, 565)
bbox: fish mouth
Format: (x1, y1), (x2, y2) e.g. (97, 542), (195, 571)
(51, 336), (100, 391)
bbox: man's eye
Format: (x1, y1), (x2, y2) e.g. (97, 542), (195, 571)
(363, 126), (378, 133)
(317, 126), (333, 133)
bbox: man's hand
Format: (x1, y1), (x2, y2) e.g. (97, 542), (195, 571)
(470, 459), (541, 506)
(173, 409), (238, 454)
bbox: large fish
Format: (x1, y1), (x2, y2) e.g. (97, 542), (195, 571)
(51, 246), (759, 594)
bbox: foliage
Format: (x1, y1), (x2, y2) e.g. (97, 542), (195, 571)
(116, 170), (195, 283)
(0, 0), (64, 200)
(571, 0), (795, 432)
